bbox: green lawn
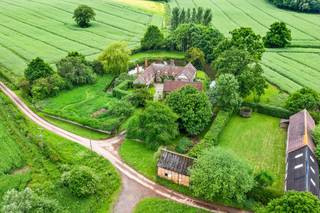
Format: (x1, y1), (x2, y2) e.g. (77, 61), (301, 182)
(0, 91), (121, 212)
(218, 113), (286, 192)
(134, 198), (210, 213)
(38, 75), (131, 132)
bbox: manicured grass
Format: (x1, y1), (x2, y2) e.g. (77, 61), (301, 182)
(134, 198), (210, 213)
(0, 0), (164, 83)
(0, 91), (121, 212)
(218, 113), (286, 193)
(130, 50), (185, 62)
(38, 75), (131, 132)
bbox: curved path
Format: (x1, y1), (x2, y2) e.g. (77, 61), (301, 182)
(0, 82), (248, 213)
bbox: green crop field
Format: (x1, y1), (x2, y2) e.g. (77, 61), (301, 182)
(0, 0), (164, 83)
(170, 0), (320, 93)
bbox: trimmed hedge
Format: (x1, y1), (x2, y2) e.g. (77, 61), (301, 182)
(112, 80), (131, 98)
(189, 110), (233, 157)
(242, 102), (292, 119)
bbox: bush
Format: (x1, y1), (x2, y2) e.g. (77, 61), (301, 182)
(61, 166), (99, 198)
(243, 102), (292, 118)
(88, 60), (105, 75)
(126, 88), (152, 107)
(248, 187), (283, 205)
(24, 57), (54, 82)
(175, 137), (193, 154)
(285, 88), (320, 113)
(269, 0), (320, 13)
(312, 125), (320, 145)
(108, 100), (134, 118)
(31, 74), (67, 100)
(113, 73), (135, 87)
(112, 80), (132, 98)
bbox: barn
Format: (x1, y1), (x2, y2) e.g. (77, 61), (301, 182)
(285, 109), (320, 197)
(157, 149), (195, 186)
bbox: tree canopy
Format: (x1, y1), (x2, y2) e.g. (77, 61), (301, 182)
(141, 25), (164, 50)
(269, 0), (320, 13)
(166, 86), (212, 135)
(285, 88), (320, 112)
(263, 22), (292, 48)
(73, 5), (96, 28)
(190, 147), (254, 203)
(24, 57), (54, 82)
(185, 47), (205, 70)
(261, 191), (320, 213)
(126, 102), (179, 150)
(98, 42), (131, 76)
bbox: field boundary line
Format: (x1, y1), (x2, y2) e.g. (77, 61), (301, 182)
(278, 53), (320, 73)
(208, 0), (239, 27)
(0, 41), (29, 62)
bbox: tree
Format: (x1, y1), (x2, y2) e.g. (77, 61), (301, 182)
(185, 47), (205, 70)
(261, 191), (320, 213)
(98, 42), (131, 76)
(31, 74), (67, 100)
(125, 88), (152, 108)
(208, 74), (242, 111)
(171, 7), (180, 30)
(190, 147), (254, 203)
(57, 56), (96, 86)
(285, 88), (320, 112)
(203, 8), (212, 25)
(24, 57), (54, 82)
(196, 7), (204, 24)
(269, 0), (320, 13)
(73, 5), (96, 28)
(126, 102), (179, 150)
(141, 25), (164, 50)
(263, 22), (292, 48)
(61, 166), (99, 198)
(108, 100), (134, 118)
(179, 8), (186, 24)
(166, 86), (212, 135)
(1, 188), (60, 213)
(229, 27), (265, 60)
(313, 125), (320, 145)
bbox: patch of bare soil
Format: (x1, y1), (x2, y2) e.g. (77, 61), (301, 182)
(11, 166), (30, 175)
(91, 108), (108, 118)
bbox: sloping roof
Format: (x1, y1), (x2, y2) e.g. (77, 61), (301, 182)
(157, 149), (195, 176)
(287, 109), (316, 154)
(163, 80), (203, 92)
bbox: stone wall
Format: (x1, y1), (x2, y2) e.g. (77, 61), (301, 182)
(157, 167), (190, 186)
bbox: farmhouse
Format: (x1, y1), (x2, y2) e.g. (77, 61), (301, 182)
(134, 61), (197, 86)
(285, 109), (320, 197)
(157, 149), (195, 186)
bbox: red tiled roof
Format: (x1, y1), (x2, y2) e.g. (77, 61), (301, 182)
(163, 80), (203, 92)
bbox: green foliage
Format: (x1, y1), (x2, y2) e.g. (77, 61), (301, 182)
(243, 102), (292, 118)
(166, 86), (212, 136)
(108, 100), (134, 118)
(61, 166), (98, 198)
(99, 42), (131, 76)
(112, 80), (132, 98)
(57, 56), (97, 86)
(285, 87), (320, 112)
(126, 88), (152, 108)
(263, 22), (292, 48)
(269, 0), (320, 13)
(195, 71), (210, 90)
(313, 125), (320, 145)
(1, 188), (60, 213)
(315, 145), (320, 160)
(88, 60), (105, 75)
(126, 102), (179, 150)
(185, 47), (205, 70)
(141, 25), (164, 50)
(73, 5), (96, 28)
(255, 171), (274, 188)
(208, 74), (242, 111)
(190, 147), (254, 203)
(24, 57), (54, 82)
(113, 73), (135, 87)
(175, 137), (193, 154)
(261, 191), (320, 213)
(31, 74), (67, 100)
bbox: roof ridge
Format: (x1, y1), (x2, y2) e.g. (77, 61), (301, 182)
(161, 148), (196, 160)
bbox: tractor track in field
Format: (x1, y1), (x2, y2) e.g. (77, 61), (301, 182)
(0, 81), (250, 213)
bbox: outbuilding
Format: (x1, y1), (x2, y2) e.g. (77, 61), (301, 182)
(157, 149), (195, 186)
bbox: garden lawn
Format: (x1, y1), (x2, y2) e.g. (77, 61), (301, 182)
(38, 75), (129, 132)
(0, 91), (121, 212)
(134, 198), (210, 213)
(218, 113), (286, 193)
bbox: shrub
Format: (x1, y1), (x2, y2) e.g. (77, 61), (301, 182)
(243, 102), (292, 118)
(31, 74), (67, 100)
(312, 125), (320, 145)
(175, 137), (193, 154)
(113, 73), (135, 87)
(126, 88), (152, 107)
(73, 5), (96, 28)
(185, 47), (205, 70)
(24, 57), (54, 82)
(112, 80), (131, 98)
(88, 60), (105, 75)
(61, 166), (99, 198)
(249, 187), (283, 205)
(108, 100), (134, 118)
(269, 0), (320, 13)
(285, 88), (320, 113)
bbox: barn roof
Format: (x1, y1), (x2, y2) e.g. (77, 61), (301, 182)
(157, 149), (195, 176)
(163, 80), (203, 93)
(287, 109), (316, 154)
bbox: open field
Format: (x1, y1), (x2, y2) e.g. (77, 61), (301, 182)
(170, 0), (320, 93)
(0, 0), (164, 83)
(218, 113), (286, 192)
(0, 91), (120, 212)
(134, 198), (210, 213)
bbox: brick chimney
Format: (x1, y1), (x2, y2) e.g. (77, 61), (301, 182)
(145, 59), (148, 68)
(170, 59), (175, 66)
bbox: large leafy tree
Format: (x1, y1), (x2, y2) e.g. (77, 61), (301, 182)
(263, 22), (292, 48)
(141, 25), (164, 50)
(269, 0), (320, 13)
(285, 87), (320, 112)
(166, 86), (212, 135)
(185, 47), (205, 70)
(24, 57), (54, 82)
(208, 74), (242, 111)
(260, 192), (320, 213)
(190, 147), (254, 203)
(127, 102), (179, 150)
(98, 42), (131, 76)
(73, 5), (96, 28)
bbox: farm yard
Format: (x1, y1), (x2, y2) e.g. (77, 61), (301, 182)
(0, 0), (164, 83)
(170, 0), (320, 93)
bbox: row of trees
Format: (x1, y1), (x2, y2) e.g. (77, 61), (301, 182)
(171, 7), (212, 30)
(269, 0), (320, 13)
